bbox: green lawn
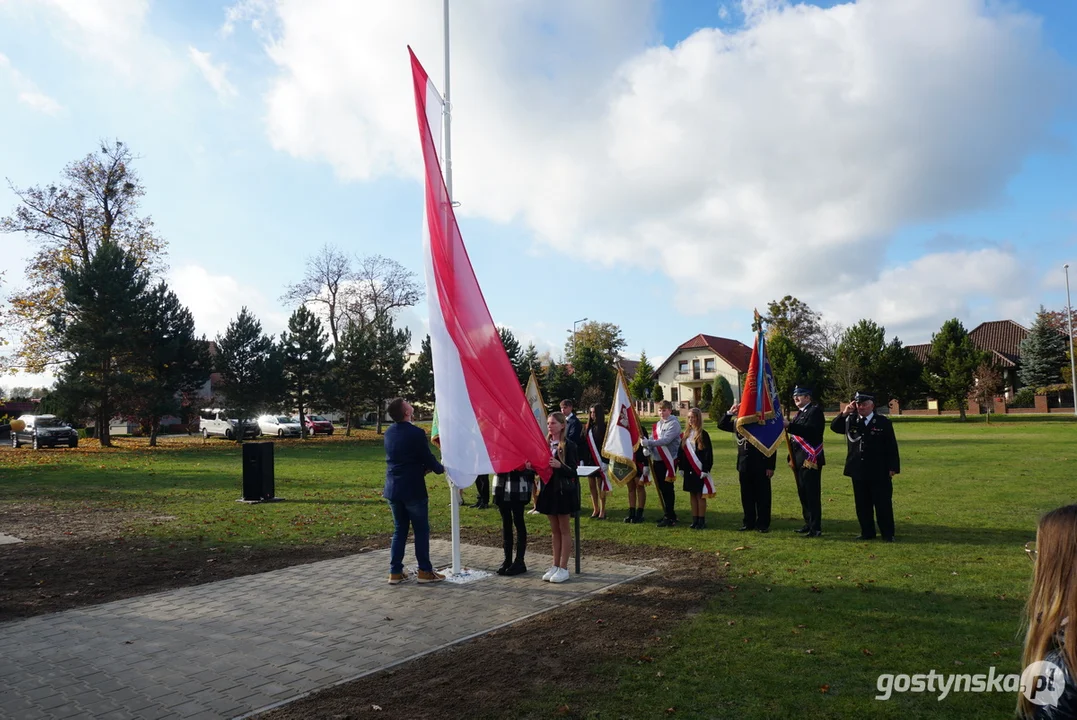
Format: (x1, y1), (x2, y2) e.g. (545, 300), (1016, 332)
(1, 417), (1074, 718)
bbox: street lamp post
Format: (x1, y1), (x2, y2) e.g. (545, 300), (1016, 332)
(1065, 264), (1076, 417)
(571, 317), (588, 359)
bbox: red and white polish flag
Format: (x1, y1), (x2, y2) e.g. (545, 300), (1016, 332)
(601, 369), (642, 484)
(410, 49), (551, 488)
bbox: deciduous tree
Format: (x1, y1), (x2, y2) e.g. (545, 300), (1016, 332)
(281, 244), (354, 351)
(765, 296), (826, 357)
(565, 321), (626, 364)
(1, 141), (166, 372)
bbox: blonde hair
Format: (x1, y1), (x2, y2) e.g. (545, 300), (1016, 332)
(683, 407), (705, 451)
(547, 411), (568, 462)
(1019, 504), (1077, 717)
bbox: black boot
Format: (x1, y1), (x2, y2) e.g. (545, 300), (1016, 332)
(698, 516), (706, 530)
(506, 536), (527, 575)
(624, 508), (636, 523)
(497, 537), (513, 575)
(631, 507), (645, 523)
(689, 517), (700, 529)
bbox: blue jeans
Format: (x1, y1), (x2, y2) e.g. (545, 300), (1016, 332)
(388, 498), (432, 574)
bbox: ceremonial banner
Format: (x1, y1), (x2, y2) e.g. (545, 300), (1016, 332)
(601, 368), (641, 484)
(411, 49), (551, 487)
(735, 317), (786, 457)
(524, 370), (547, 435)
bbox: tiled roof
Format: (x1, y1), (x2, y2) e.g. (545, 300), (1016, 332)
(616, 357), (642, 380)
(968, 320), (1029, 367)
(907, 320), (1029, 368)
(673, 334), (752, 373)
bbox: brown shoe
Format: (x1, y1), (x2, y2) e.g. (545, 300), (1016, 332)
(388, 572), (406, 585)
(417, 569), (445, 583)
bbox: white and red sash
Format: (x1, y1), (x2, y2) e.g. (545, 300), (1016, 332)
(789, 433), (823, 470)
(586, 428), (612, 493)
(682, 431), (715, 497)
(653, 421), (677, 482)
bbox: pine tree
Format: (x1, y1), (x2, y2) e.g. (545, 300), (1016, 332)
(330, 319), (377, 434)
(628, 350), (656, 402)
(1019, 306), (1069, 389)
(371, 315), (411, 433)
(52, 242), (149, 447)
(281, 305), (331, 438)
(498, 327), (525, 386)
(408, 334), (435, 407)
(216, 307), (277, 441)
(519, 342), (541, 383)
(134, 283), (211, 446)
(924, 318), (987, 421)
(701, 382), (713, 407)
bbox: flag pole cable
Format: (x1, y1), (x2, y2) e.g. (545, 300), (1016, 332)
(442, 0), (462, 576)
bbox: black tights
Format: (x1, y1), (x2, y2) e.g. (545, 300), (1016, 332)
(497, 500), (527, 563)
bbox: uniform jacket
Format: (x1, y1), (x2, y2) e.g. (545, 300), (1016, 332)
(383, 421), (444, 502)
(829, 412), (900, 479)
(678, 429), (713, 476)
(786, 402), (826, 469)
(716, 412), (777, 475)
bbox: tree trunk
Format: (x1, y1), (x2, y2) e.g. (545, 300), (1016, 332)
(149, 415), (159, 447)
(376, 399), (384, 435)
(97, 406), (112, 448)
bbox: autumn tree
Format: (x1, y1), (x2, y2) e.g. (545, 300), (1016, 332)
(924, 318), (987, 421)
(765, 296), (826, 357)
(828, 320), (922, 409)
(281, 244), (354, 351)
(280, 305), (332, 438)
(565, 321), (626, 364)
(1, 141), (166, 373)
(349, 254), (423, 329)
(971, 363), (1004, 423)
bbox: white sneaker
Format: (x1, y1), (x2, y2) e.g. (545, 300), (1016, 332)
(541, 566), (557, 582)
(550, 567), (570, 583)
(527, 508), (540, 515)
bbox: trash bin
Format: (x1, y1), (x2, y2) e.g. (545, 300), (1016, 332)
(242, 442), (275, 502)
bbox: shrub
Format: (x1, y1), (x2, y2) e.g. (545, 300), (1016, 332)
(1010, 388), (1036, 409)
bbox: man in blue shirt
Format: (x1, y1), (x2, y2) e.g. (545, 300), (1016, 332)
(384, 397), (446, 584)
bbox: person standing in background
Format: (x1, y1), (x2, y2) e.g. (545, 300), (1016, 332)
(717, 401), (776, 533)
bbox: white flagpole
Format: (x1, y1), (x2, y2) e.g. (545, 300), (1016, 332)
(443, 0), (462, 576)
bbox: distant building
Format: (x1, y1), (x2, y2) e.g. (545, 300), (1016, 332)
(654, 334), (752, 409)
(907, 319), (1030, 399)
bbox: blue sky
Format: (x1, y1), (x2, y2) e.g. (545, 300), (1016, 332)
(1, 0), (1076, 390)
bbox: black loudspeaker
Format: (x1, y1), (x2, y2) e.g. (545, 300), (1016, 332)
(242, 442), (275, 502)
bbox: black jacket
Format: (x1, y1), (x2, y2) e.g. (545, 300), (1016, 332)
(678, 430), (713, 476)
(1027, 643), (1076, 719)
(716, 412), (777, 475)
(551, 440), (580, 483)
(565, 414), (583, 447)
(786, 402), (826, 469)
(829, 412), (900, 479)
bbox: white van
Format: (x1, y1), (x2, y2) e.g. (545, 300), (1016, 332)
(199, 408), (260, 440)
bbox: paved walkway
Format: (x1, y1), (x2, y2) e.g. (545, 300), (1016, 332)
(0, 540), (652, 720)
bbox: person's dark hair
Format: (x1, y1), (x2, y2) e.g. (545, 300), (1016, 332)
(560, 398), (574, 410)
(387, 398), (408, 423)
(659, 400), (673, 411)
(584, 404), (606, 442)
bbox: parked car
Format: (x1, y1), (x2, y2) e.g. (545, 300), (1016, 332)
(304, 415), (334, 435)
(11, 414), (78, 449)
(199, 408), (260, 440)
(257, 415), (302, 437)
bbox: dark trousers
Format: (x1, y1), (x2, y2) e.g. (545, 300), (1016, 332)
(387, 498), (431, 574)
(851, 473), (894, 539)
(474, 474), (490, 504)
(496, 499), (527, 564)
(738, 470), (771, 530)
(654, 461), (677, 520)
(796, 466), (822, 533)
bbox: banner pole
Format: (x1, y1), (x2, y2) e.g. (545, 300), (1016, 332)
(449, 476), (461, 574)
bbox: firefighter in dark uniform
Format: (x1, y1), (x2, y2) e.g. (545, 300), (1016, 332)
(717, 401), (776, 533)
(784, 385), (825, 537)
(829, 391), (901, 542)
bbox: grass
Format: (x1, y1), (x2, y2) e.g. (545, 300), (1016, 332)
(2, 417), (1075, 718)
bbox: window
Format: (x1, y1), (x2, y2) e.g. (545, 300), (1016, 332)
(704, 358), (715, 373)
(678, 360), (689, 373)
(671, 387), (679, 402)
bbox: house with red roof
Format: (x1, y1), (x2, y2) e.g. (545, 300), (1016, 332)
(906, 319), (1030, 400)
(653, 334), (752, 409)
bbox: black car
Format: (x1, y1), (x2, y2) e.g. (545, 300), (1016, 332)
(12, 414), (79, 449)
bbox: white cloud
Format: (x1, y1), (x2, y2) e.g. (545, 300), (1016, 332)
(252, 0), (1069, 340)
(0, 52), (65, 115)
(818, 247), (1035, 343)
(168, 264), (289, 340)
(12, 0), (180, 87)
(188, 46), (238, 101)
